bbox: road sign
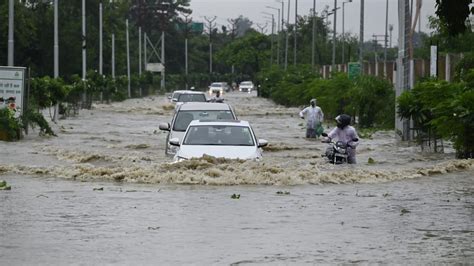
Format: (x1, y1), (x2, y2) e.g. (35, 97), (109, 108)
(146, 63), (164, 72)
(348, 62), (361, 79)
(0, 66), (26, 117)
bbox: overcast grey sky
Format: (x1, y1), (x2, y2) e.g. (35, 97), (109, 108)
(189, 0), (437, 44)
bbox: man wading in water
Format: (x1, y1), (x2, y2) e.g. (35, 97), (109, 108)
(299, 99), (324, 139)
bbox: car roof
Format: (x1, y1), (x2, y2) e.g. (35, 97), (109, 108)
(188, 120), (250, 127)
(173, 90), (204, 94)
(240, 81), (253, 83)
(178, 102), (232, 111)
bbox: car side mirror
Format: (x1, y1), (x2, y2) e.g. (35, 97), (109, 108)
(169, 138), (180, 146)
(172, 98), (178, 102)
(258, 139), (268, 148)
(321, 132), (328, 137)
(159, 122), (170, 131)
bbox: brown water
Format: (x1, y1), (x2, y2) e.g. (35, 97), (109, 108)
(0, 91), (473, 264)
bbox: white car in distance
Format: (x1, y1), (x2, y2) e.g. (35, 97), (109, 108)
(169, 120), (268, 161)
(239, 81), (254, 93)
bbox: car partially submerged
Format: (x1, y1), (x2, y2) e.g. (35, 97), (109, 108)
(169, 120), (268, 161)
(168, 90), (207, 105)
(239, 81), (254, 93)
(159, 102), (237, 156)
(208, 82), (230, 95)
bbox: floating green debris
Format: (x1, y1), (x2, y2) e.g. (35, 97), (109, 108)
(368, 157), (375, 164)
(0, 180), (11, 190)
(276, 191), (290, 195)
(93, 187), (104, 191)
(400, 208), (411, 215)
(383, 193), (392, 197)
(231, 194), (240, 199)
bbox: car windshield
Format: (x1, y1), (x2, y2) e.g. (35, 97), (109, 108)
(240, 82), (252, 85)
(177, 94), (206, 103)
(171, 92), (181, 99)
(172, 110), (235, 131)
(183, 125), (255, 146)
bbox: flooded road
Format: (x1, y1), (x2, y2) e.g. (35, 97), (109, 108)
(1, 91), (473, 264)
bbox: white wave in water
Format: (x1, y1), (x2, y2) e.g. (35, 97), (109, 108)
(1, 157), (472, 186)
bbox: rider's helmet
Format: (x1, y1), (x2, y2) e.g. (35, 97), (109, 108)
(335, 114), (351, 129)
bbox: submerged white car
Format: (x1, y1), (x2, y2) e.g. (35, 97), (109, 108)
(239, 81), (254, 93)
(169, 120), (268, 161)
(159, 102), (237, 156)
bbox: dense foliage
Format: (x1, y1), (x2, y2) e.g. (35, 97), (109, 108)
(258, 67), (395, 129)
(397, 71), (474, 158)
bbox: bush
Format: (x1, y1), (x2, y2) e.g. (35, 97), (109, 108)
(397, 77), (474, 158)
(0, 108), (21, 141)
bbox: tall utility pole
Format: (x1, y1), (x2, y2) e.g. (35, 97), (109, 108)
(204, 16), (217, 74)
(126, 19), (131, 98)
(359, 0), (364, 74)
(111, 33), (115, 79)
(384, 0), (389, 76)
(82, 0), (86, 80)
(53, 0), (59, 122)
(263, 12), (275, 65)
(342, 0), (352, 64)
(54, 0), (59, 77)
(311, 0), (316, 68)
(332, 0), (337, 70)
(138, 27), (142, 75)
(285, 0), (290, 70)
(8, 0), (14, 66)
(389, 24), (393, 48)
(183, 14), (192, 89)
(266, 6), (280, 65)
(99, 1), (103, 76)
(293, 0), (298, 66)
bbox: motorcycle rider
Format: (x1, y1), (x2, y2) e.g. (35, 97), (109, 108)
(299, 99), (324, 138)
(323, 114), (359, 164)
(210, 90), (224, 103)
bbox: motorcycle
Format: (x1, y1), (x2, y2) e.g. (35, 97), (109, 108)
(321, 133), (358, 164)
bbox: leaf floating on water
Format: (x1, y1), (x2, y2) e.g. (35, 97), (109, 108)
(93, 187), (104, 191)
(231, 194), (240, 199)
(368, 157), (375, 164)
(400, 208), (411, 215)
(0, 180), (11, 190)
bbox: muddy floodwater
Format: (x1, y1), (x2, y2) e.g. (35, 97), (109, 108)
(1, 91), (473, 264)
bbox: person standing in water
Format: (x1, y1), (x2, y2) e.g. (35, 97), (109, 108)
(299, 99), (324, 138)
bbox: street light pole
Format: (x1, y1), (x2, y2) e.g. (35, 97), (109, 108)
(82, 0), (86, 80)
(263, 12), (275, 66)
(332, 0), (337, 71)
(311, 0), (316, 69)
(359, 0), (364, 74)
(342, 0), (352, 64)
(384, 0), (389, 68)
(266, 6), (280, 65)
(8, 0), (14, 66)
(294, 0), (298, 66)
(285, 0), (290, 70)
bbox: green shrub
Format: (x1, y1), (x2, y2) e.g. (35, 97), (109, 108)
(0, 108), (21, 141)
